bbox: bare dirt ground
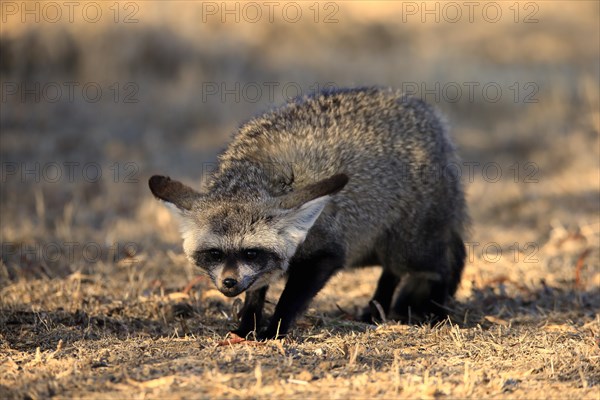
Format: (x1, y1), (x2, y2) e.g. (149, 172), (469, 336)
(1, 2), (599, 399)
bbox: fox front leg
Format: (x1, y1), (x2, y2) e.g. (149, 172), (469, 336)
(258, 249), (344, 340)
(231, 286), (268, 339)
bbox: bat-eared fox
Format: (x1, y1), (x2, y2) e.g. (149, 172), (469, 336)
(149, 87), (468, 340)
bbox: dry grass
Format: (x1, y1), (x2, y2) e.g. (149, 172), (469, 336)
(1, 1), (599, 399)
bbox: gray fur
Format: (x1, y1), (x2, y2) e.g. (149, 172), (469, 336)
(150, 87), (468, 337)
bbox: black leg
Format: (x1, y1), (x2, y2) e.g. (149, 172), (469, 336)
(232, 286), (268, 338)
(391, 274), (449, 324)
(258, 250), (343, 340)
(359, 268), (401, 323)
(447, 231), (466, 296)
(391, 232), (465, 324)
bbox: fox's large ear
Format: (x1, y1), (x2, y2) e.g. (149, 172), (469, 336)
(279, 174), (349, 209)
(276, 174), (349, 246)
(148, 175), (202, 211)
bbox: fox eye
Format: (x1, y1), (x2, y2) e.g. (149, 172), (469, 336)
(207, 249), (224, 262)
(243, 249), (259, 260)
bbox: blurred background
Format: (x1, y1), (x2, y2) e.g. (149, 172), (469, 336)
(1, 1), (598, 291)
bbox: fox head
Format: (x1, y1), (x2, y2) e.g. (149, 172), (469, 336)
(148, 173), (348, 297)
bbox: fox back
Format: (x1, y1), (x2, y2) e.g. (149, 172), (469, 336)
(150, 87), (468, 339)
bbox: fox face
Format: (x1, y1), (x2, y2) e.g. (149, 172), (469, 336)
(149, 174), (348, 297)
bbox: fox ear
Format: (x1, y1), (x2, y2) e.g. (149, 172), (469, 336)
(276, 174), (349, 246)
(148, 175), (202, 211)
(279, 174), (349, 209)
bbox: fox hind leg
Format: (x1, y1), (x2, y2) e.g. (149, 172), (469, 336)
(359, 268), (401, 323)
(390, 274), (448, 323)
(391, 230), (466, 323)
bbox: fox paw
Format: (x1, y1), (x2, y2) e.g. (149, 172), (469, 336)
(358, 300), (387, 324)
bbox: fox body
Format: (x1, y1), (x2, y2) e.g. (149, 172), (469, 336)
(149, 87), (467, 340)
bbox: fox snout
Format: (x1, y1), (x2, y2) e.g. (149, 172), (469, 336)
(222, 277), (237, 289)
(213, 259), (262, 297)
(216, 268), (247, 297)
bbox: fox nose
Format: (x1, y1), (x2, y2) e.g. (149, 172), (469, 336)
(222, 278), (237, 289)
